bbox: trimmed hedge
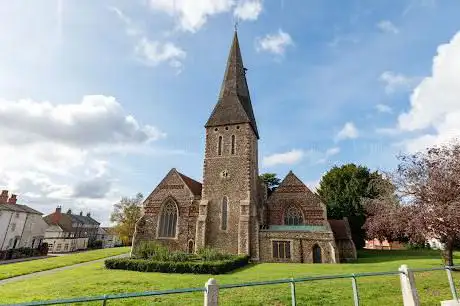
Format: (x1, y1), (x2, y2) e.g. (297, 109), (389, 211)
(105, 255), (249, 274)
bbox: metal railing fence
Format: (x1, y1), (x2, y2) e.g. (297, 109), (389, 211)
(2, 265), (459, 306)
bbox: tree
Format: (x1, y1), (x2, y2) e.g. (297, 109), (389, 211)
(110, 193), (143, 246)
(259, 173), (281, 196)
(365, 140), (460, 266)
(316, 164), (386, 249)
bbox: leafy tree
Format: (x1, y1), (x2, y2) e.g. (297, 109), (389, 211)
(317, 164), (385, 249)
(365, 140), (460, 266)
(259, 173), (281, 195)
(110, 193), (143, 246)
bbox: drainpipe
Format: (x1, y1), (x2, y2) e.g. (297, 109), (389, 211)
(19, 213), (30, 248)
(0, 212), (14, 250)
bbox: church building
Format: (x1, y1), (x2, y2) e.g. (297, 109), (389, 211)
(132, 31), (357, 263)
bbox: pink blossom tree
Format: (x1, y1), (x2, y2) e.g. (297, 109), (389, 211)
(364, 139), (460, 266)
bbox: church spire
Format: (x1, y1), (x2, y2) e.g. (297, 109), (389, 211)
(205, 30), (259, 139)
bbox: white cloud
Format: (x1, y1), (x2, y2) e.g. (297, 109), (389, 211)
(110, 7), (186, 70)
(336, 122), (359, 141)
(234, 0), (262, 21)
(263, 149), (304, 167)
(135, 38), (186, 69)
(397, 31), (460, 151)
(256, 29), (293, 55)
(148, 0), (234, 33)
(316, 147), (341, 164)
(376, 103), (392, 113)
(0, 95), (164, 225)
(379, 71), (419, 94)
(377, 20), (399, 34)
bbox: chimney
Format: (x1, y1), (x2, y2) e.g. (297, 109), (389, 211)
(66, 209), (72, 215)
(7, 194), (17, 204)
(0, 190), (8, 204)
(86, 212), (91, 218)
(52, 206), (62, 224)
(80, 211), (83, 216)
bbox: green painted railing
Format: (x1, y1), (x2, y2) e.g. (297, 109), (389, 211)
(3, 265), (459, 306)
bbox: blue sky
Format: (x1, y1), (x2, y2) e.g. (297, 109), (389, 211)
(1, 0), (460, 225)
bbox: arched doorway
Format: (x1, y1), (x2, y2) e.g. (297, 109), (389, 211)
(312, 244), (322, 263)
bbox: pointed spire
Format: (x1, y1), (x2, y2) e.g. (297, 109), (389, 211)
(205, 30), (259, 139)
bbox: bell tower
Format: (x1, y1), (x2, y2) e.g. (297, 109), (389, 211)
(195, 30), (260, 258)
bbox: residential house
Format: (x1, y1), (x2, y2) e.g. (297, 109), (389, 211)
(96, 227), (123, 248)
(43, 207), (100, 253)
(0, 190), (47, 250)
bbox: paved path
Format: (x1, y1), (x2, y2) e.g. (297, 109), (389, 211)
(0, 253), (129, 285)
(0, 256), (52, 265)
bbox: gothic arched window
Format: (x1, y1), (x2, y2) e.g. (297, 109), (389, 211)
(284, 205), (303, 225)
(221, 196), (228, 230)
(158, 200), (178, 238)
(188, 240), (194, 253)
(231, 135), (235, 155)
(218, 136), (223, 156)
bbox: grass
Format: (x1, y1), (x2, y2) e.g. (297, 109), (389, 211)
(0, 249), (458, 305)
(0, 246), (130, 280)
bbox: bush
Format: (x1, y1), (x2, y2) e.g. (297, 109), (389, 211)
(198, 248), (232, 261)
(89, 240), (103, 249)
(133, 241), (171, 260)
(0, 244), (48, 261)
(105, 255), (249, 274)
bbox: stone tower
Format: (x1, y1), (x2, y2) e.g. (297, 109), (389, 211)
(195, 31), (260, 258)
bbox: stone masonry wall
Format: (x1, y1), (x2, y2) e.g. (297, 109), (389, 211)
(200, 122), (258, 255)
(132, 170), (199, 253)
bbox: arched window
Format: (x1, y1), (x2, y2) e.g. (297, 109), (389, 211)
(231, 135), (235, 155)
(188, 240), (194, 253)
(221, 197), (228, 230)
(218, 136), (223, 156)
(158, 200), (178, 238)
(313, 244), (322, 263)
(284, 205), (303, 225)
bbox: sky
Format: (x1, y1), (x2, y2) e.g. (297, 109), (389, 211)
(1, 0), (460, 226)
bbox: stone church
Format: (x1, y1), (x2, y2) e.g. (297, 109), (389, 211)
(132, 31), (357, 263)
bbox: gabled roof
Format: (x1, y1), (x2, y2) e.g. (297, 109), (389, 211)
(177, 171), (202, 196)
(205, 30), (259, 138)
(271, 170), (317, 196)
(0, 203), (43, 215)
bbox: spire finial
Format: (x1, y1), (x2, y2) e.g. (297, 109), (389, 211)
(234, 20), (239, 32)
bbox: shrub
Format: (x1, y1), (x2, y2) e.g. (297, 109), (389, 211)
(198, 248), (232, 261)
(133, 241), (170, 260)
(105, 255), (249, 274)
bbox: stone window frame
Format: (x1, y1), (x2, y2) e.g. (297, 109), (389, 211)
(283, 204), (304, 226)
(270, 239), (293, 261)
(156, 197), (180, 240)
(220, 196), (229, 231)
(188, 239), (194, 253)
(230, 134), (236, 155)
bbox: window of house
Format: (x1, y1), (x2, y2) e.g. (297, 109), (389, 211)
(221, 197), (228, 230)
(312, 244), (322, 263)
(272, 241), (291, 259)
(158, 200), (178, 238)
(11, 223), (16, 231)
(15, 212), (19, 218)
(56, 244), (62, 251)
(231, 135), (235, 154)
(218, 136), (223, 156)
(64, 244), (69, 251)
(284, 205), (303, 225)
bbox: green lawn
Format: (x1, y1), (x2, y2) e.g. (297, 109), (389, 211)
(0, 249), (458, 305)
(0, 247), (130, 280)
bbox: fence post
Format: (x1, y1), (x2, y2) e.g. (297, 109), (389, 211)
(399, 264), (420, 306)
(446, 266), (459, 301)
(351, 274), (360, 306)
(290, 278), (297, 306)
(204, 278), (219, 306)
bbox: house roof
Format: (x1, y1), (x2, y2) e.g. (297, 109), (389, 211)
(0, 203), (43, 215)
(43, 210), (100, 233)
(205, 31), (259, 138)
